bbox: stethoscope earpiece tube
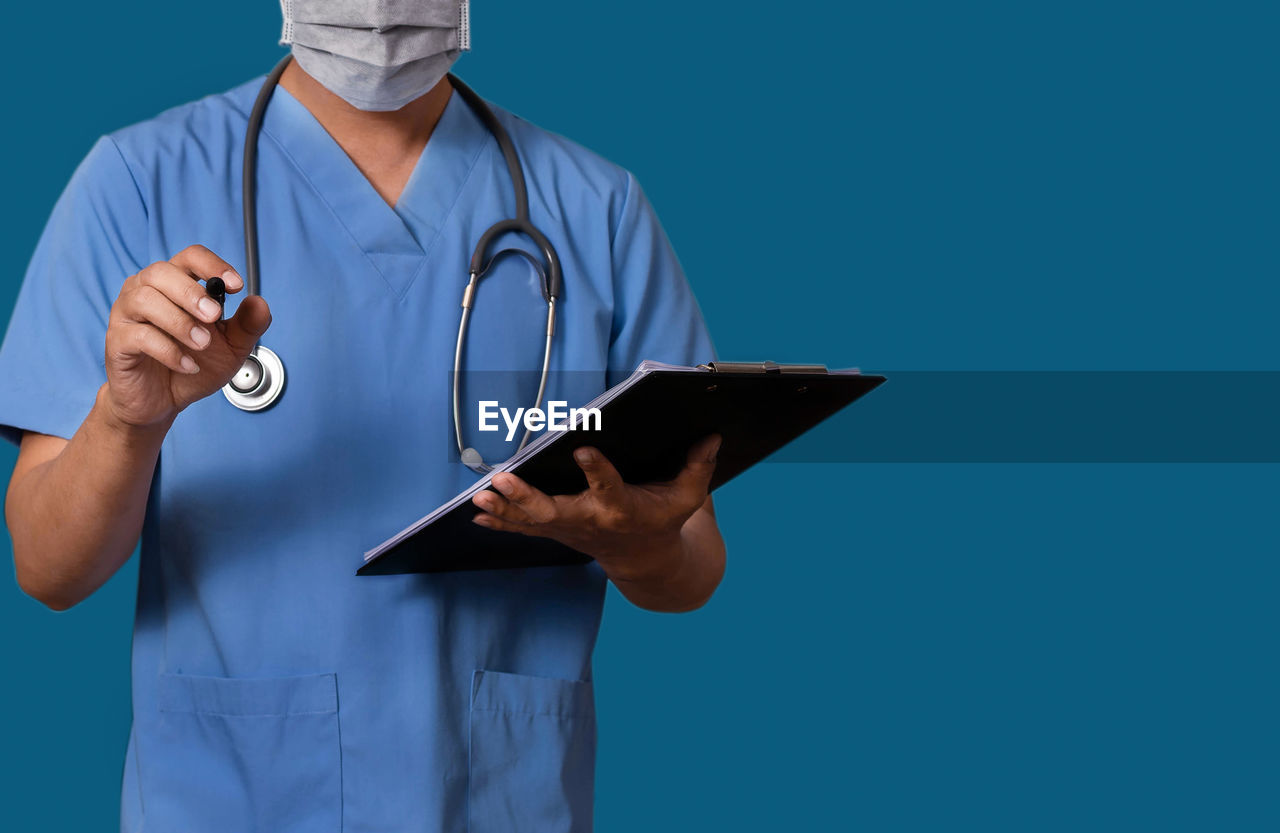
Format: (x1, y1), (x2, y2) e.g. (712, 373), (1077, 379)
(446, 74), (564, 473)
(448, 75), (563, 302)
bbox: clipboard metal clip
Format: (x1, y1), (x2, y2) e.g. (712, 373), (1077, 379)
(699, 361), (829, 375)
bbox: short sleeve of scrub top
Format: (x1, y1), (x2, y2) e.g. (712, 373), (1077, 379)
(0, 78), (720, 833)
(0, 136), (147, 446)
(605, 172), (716, 385)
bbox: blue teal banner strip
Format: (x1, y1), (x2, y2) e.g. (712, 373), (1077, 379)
(773, 371), (1280, 463)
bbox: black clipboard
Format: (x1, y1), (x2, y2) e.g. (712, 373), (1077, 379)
(358, 361), (886, 575)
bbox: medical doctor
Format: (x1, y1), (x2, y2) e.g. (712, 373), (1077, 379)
(0, 2), (725, 831)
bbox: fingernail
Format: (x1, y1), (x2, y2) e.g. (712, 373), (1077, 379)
(198, 297), (221, 321)
(180, 356), (199, 374)
(221, 268), (243, 289)
(190, 326), (210, 348)
(574, 447), (596, 465)
(491, 478), (513, 497)
(472, 514), (492, 527)
(706, 437), (722, 464)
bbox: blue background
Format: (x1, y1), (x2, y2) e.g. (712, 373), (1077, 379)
(1, 1), (1276, 830)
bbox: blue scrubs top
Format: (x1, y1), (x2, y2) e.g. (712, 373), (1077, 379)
(0, 76), (715, 833)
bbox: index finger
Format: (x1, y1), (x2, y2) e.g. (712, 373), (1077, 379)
(670, 433), (721, 506)
(490, 473), (559, 524)
(573, 447), (625, 500)
(169, 244), (243, 293)
(134, 261), (228, 325)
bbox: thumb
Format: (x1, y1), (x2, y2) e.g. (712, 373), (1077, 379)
(222, 295), (272, 357)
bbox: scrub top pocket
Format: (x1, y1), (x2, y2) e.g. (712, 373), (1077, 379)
(468, 669), (596, 833)
(147, 672), (341, 833)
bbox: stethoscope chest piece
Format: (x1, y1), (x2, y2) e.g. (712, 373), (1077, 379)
(222, 346), (286, 412)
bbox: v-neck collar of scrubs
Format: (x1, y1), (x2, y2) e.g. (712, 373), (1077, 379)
(256, 80), (494, 299)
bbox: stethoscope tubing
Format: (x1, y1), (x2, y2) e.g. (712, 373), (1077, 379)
(242, 55), (292, 305)
(240, 55), (564, 474)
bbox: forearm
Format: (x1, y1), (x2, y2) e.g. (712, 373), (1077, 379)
(6, 383), (171, 609)
(607, 507), (726, 613)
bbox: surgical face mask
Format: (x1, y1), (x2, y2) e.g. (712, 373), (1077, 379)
(279, 0), (471, 111)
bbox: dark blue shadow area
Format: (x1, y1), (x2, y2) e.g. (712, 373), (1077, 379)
(596, 464), (1279, 831)
(0, 443), (139, 824)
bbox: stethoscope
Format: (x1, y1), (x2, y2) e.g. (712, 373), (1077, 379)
(228, 55), (563, 475)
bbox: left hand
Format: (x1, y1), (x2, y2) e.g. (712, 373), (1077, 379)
(471, 434), (721, 582)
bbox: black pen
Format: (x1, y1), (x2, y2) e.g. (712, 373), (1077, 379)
(204, 276), (226, 321)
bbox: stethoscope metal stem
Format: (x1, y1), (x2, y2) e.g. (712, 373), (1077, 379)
(522, 299), (556, 450)
(453, 274), (478, 466)
(452, 279), (557, 472)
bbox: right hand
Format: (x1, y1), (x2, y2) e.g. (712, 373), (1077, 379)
(104, 245), (272, 428)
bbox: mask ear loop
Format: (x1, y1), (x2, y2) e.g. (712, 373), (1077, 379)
(453, 247), (557, 472)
